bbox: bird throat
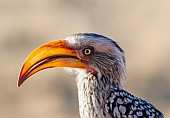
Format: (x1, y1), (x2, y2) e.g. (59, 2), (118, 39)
(76, 73), (111, 118)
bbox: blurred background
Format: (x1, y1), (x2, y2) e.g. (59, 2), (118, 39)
(0, 0), (170, 117)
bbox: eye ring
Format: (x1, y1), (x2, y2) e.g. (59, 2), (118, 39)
(84, 48), (91, 55)
(82, 47), (95, 56)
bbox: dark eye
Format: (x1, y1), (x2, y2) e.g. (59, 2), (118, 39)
(82, 47), (95, 56)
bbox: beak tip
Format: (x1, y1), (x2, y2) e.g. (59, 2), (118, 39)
(17, 83), (21, 88)
(17, 65), (25, 87)
(17, 78), (23, 88)
(17, 73), (25, 88)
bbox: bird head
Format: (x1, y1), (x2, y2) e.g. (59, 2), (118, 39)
(18, 33), (126, 87)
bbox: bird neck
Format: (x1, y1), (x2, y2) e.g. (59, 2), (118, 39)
(76, 73), (112, 118)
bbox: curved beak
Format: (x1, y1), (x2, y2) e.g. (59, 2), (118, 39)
(18, 40), (86, 87)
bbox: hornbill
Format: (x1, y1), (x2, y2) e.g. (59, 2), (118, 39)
(18, 33), (163, 118)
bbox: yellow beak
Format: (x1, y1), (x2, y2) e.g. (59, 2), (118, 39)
(18, 40), (86, 87)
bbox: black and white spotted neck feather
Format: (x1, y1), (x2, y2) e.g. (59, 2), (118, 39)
(106, 87), (163, 118)
(65, 33), (163, 118)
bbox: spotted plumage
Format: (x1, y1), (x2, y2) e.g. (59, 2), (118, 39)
(106, 87), (163, 118)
